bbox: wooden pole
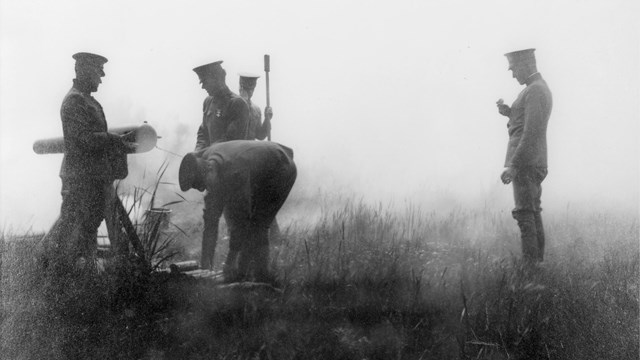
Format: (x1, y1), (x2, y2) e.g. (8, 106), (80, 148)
(264, 54), (271, 141)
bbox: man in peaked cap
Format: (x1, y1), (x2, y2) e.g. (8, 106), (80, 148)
(238, 73), (272, 141)
(496, 48), (553, 263)
(179, 140), (297, 282)
(193, 61), (251, 150)
(192, 60), (251, 270)
(43, 52), (133, 270)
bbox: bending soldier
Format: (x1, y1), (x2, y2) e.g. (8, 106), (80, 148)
(496, 48), (553, 263)
(179, 140), (297, 282)
(192, 61), (251, 269)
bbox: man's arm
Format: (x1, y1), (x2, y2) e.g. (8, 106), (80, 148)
(254, 106), (272, 140)
(195, 99), (210, 151)
(62, 95), (123, 151)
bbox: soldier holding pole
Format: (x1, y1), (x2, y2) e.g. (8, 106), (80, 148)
(238, 73), (272, 141)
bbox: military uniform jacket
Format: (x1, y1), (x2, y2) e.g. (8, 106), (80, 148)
(246, 101), (269, 140)
(505, 73), (553, 168)
(199, 140), (294, 194)
(60, 80), (126, 180)
(195, 89), (250, 152)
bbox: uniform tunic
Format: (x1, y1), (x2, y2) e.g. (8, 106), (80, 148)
(60, 80), (126, 180)
(195, 89), (250, 151)
(504, 73), (552, 169)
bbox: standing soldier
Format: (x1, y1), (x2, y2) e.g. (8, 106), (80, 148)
(192, 60), (251, 269)
(193, 61), (250, 151)
(238, 73), (272, 141)
(496, 48), (553, 263)
(44, 52), (132, 269)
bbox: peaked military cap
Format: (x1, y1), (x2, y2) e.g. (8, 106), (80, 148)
(505, 48), (536, 70)
(239, 72), (260, 88)
(179, 153), (207, 192)
(72, 52), (108, 65)
(193, 60), (225, 79)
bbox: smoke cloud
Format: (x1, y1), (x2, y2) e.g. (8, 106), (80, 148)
(1, 0), (638, 232)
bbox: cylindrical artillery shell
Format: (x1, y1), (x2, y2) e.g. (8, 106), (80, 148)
(169, 260), (200, 273)
(33, 122), (158, 154)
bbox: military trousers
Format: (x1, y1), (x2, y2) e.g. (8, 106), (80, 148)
(45, 177), (112, 263)
(222, 160), (297, 282)
(511, 167), (547, 262)
(202, 190), (225, 270)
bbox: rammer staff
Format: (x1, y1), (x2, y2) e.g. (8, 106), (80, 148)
(264, 54), (271, 141)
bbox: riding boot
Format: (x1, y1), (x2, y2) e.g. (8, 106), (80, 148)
(512, 210), (539, 263)
(534, 212), (545, 262)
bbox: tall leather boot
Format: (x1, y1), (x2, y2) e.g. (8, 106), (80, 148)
(534, 212), (545, 262)
(513, 210), (539, 263)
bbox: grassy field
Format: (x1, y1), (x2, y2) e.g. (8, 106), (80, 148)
(1, 193), (638, 359)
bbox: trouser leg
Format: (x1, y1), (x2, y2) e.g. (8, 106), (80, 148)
(104, 185), (129, 256)
(61, 178), (108, 262)
(269, 218), (281, 245)
(223, 249), (239, 279)
(242, 224), (270, 282)
(202, 191), (224, 269)
(534, 212), (545, 261)
(512, 167), (546, 263)
(223, 217), (249, 282)
(248, 162), (296, 281)
(201, 214), (220, 270)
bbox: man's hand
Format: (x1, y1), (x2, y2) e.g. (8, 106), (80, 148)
(264, 106), (273, 121)
(496, 99), (511, 117)
(120, 130), (136, 143)
(501, 167), (517, 184)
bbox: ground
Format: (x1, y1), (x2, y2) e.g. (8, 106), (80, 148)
(1, 196), (638, 359)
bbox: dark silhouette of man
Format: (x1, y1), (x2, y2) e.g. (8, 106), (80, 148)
(180, 140), (297, 282)
(44, 52), (132, 269)
(497, 48), (553, 263)
(192, 60), (251, 269)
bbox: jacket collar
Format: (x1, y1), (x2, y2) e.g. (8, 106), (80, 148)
(525, 72), (542, 86)
(212, 86), (233, 103)
(72, 78), (94, 95)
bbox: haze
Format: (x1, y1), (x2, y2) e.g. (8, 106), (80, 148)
(1, 0), (638, 231)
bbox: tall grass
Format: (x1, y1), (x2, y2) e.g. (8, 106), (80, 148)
(1, 193), (638, 359)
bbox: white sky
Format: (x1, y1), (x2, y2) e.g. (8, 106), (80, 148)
(1, 0), (638, 231)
